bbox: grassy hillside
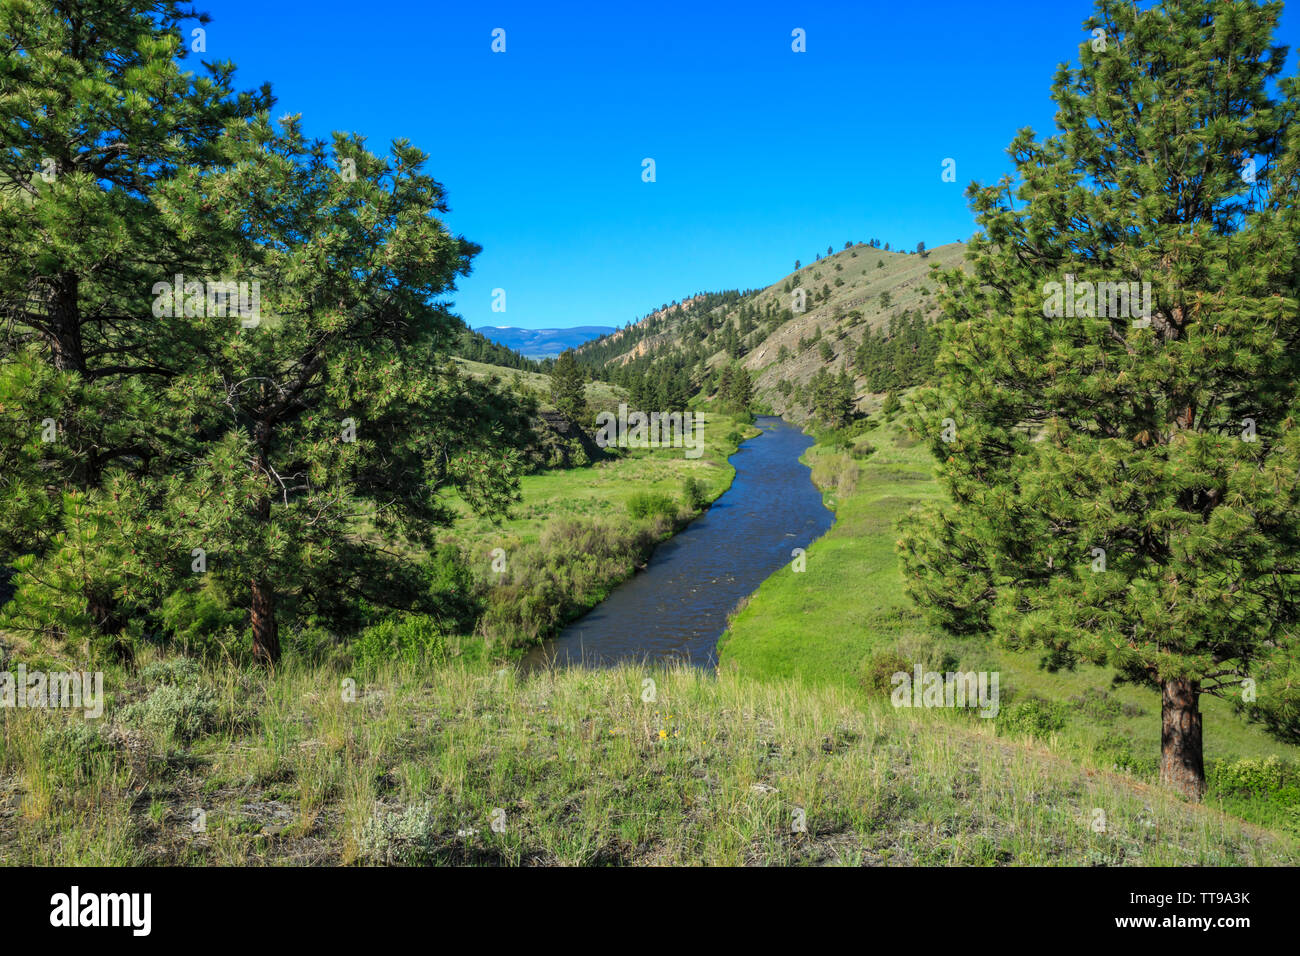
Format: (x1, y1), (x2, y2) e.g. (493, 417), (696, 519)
(718, 417), (1300, 834)
(450, 356), (625, 414)
(576, 243), (968, 422)
(4, 653), (1294, 866)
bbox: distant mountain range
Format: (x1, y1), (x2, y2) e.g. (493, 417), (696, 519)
(475, 325), (616, 358)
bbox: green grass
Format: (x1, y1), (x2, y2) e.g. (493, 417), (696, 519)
(718, 416), (1300, 831)
(451, 356), (625, 414)
(445, 411), (754, 557)
(4, 653), (1293, 865)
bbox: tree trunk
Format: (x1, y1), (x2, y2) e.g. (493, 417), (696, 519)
(1160, 677), (1205, 800)
(47, 271), (86, 373)
(250, 577), (280, 666)
(87, 589), (132, 663)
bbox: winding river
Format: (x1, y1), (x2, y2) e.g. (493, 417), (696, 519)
(521, 415), (834, 670)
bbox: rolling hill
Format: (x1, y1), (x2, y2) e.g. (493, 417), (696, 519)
(576, 242), (969, 420)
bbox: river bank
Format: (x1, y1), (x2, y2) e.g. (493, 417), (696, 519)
(521, 415), (833, 670)
(441, 410), (761, 658)
(717, 417), (1300, 834)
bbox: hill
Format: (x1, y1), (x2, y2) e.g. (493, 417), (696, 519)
(575, 242), (969, 421)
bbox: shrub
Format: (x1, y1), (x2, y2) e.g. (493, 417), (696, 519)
(681, 477), (709, 511)
(422, 544), (478, 632)
(354, 614), (448, 668)
(120, 680), (220, 744)
(139, 656), (206, 688)
(627, 491), (678, 522)
(862, 650), (911, 696)
(160, 581), (245, 657)
(996, 697), (1068, 737)
(42, 719), (110, 777)
(479, 518), (660, 647)
(357, 802), (441, 865)
(1068, 687), (1128, 723)
(1213, 756), (1288, 796)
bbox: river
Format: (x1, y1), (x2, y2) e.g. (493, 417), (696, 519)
(520, 415), (834, 670)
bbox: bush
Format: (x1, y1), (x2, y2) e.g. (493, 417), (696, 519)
(680, 477), (709, 511)
(627, 491), (678, 522)
(121, 680), (220, 744)
(1212, 756), (1288, 797)
(996, 697), (1068, 737)
(353, 614), (448, 669)
(862, 650), (911, 696)
(1068, 687), (1129, 723)
(479, 518), (660, 647)
(422, 544), (478, 632)
(160, 580), (245, 657)
(357, 802), (441, 865)
(139, 656), (206, 688)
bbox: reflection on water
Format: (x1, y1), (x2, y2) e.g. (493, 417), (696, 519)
(520, 416), (834, 671)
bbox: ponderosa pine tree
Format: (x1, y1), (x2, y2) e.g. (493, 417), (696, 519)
(2, 3), (529, 666)
(150, 117), (524, 666)
(899, 0), (1300, 798)
(0, 0), (268, 656)
(549, 349), (588, 425)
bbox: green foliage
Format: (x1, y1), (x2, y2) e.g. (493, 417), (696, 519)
(548, 349), (588, 424)
(479, 519), (659, 647)
(354, 614), (448, 669)
(898, 0), (1300, 772)
(357, 802), (440, 865)
(715, 361), (753, 414)
(680, 477), (708, 511)
(121, 674), (220, 744)
(627, 491), (678, 522)
(1212, 756), (1289, 797)
(853, 311), (941, 392)
(862, 650), (910, 696)
(806, 368), (856, 429)
(0, 2), (528, 665)
(160, 579), (247, 657)
(997, 697), (1069, 737)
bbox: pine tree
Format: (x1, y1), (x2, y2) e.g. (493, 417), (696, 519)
(898, 0), (1300, 799)
(721, 362), (752, 413)
(549, 349), (588, 424)
(0, 0), (268, 656)
(1, 5), (528, 666)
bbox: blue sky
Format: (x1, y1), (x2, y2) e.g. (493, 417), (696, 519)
(202, 0), (1298, 330)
